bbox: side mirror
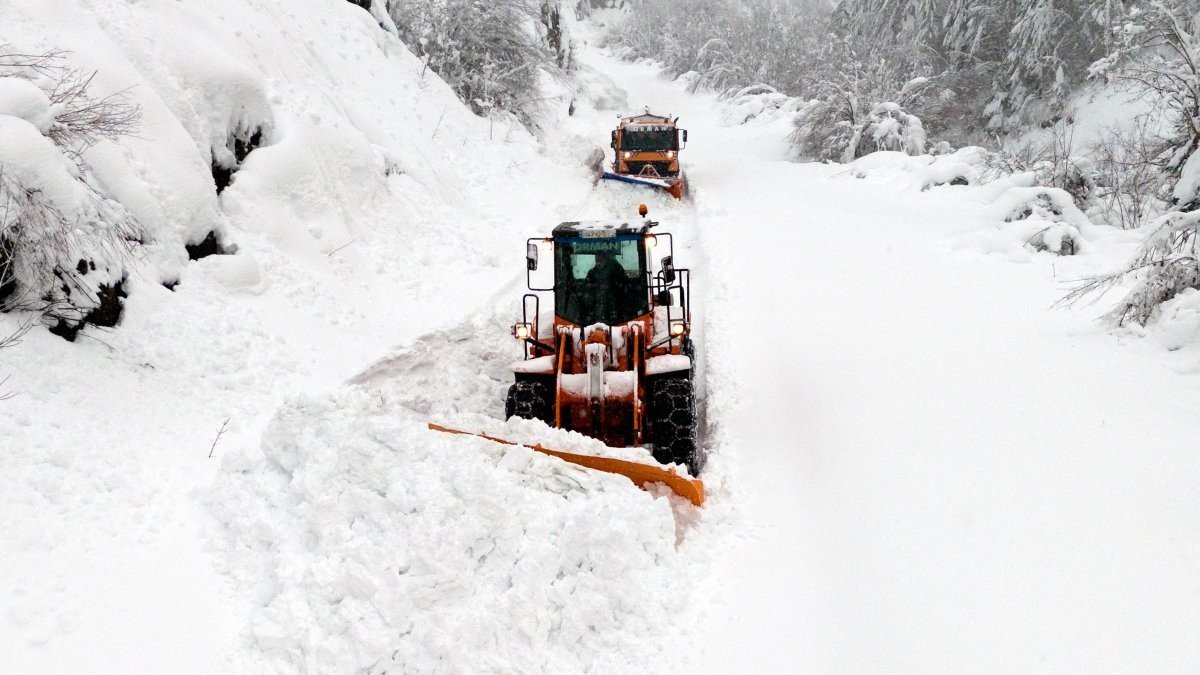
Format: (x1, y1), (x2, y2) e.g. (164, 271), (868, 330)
(611, 130), (617, 149)
(661, 255), (676, 284)
(681, 129), (688, 147)
(527, 242), (539, 271)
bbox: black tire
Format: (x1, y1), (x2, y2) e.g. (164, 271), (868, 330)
(649, 377), (705, 476)
(681, 337), (697, 380)
(505, 380), (553, 424)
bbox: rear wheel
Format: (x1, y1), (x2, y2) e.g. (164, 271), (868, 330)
(505, 380), (553, 424)
(649, 377), (704, 476)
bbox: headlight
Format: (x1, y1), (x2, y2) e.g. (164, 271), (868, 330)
(622, 151), (633, 159)
(645, 234), (657, 248)
(669, 320), (686, 336)
(666, 151), (676, 159)
(513, 323), (532, 340)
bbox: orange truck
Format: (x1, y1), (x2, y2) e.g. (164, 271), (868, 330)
(602, 112), (688, 199)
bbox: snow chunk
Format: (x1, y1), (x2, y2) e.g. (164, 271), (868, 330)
(0, 77), (57, 133)
(1172, 148), (1200, 205)
(646, 354), (691, 376)
(0, 115), (84, 220)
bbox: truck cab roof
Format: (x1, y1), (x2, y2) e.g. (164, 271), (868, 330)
(620, 113), (675, 127)
(552, 220), (654, 239)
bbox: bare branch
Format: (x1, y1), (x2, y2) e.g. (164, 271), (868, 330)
(208, 418), (231, 459)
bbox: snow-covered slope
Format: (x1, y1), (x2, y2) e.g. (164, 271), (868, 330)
(0, 0), (601, 671)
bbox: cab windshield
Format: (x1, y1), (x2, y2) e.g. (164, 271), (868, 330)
(555, 234), (649, 326)
(621, 128), (678, 152)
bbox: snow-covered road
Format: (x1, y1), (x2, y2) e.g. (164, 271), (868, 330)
(580, 39), (1200, 674)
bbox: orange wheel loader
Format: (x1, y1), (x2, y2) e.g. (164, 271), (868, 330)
(505, 205), (703, 476)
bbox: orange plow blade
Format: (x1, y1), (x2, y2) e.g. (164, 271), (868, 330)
(428, 423), (705, 506)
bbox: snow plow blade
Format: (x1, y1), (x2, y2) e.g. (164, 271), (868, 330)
(428, 423), (705, 506)
(601, 172), (685, 200)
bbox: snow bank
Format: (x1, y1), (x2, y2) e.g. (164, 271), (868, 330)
(210, 370), (696, 672)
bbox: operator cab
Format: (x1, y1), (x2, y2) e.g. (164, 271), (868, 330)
(552, 221), (651, 327)
(523, 214), (677, 330)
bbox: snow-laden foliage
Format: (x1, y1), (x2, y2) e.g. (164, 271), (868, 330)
(389, 0), (571, 124)
(606, 0), (828, 97)
(0, 48), (141, 340)
(614, 0), (1126, 146)
(1087, 116), (1168, 229)
(1070, 2), (1200, 325)
(837, 0), (1121, 132)
(1090, 1), (1200, 209)
(789, 41), (931, 162)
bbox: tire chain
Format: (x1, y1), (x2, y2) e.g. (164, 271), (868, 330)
(650, 378), (698, 471)
(505, 381), (553, 423)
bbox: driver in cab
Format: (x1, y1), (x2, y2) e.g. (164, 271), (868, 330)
(587, 251), (627, 289)
(585, 250), (632, 322)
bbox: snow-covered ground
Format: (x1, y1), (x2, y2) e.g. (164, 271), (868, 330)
(587, 51), (1200, 675)
(4, 4), (1200, 673)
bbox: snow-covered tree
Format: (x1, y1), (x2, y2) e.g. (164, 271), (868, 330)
(389, 0), (564, 124)
(609, 0), (827, 97)
(789, 34), (932, 161)
(992, 0), (1120, 129)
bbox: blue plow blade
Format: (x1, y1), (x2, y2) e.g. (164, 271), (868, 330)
(601, 171), (671, 190)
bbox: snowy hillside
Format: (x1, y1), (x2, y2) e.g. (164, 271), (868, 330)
(0, 0), (602, 670)
(4, 2), (1200, 674)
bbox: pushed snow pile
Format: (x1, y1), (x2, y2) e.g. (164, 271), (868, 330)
(205, 305), (705, 671)
(208, 391), (692, 673)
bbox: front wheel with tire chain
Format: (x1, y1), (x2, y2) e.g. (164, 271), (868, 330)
(505, 380), (553, 424)
(649, 377), (705, 476)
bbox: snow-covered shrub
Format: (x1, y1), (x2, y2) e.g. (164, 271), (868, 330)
(718, 83), (792, 125)
(789, 45), (931, 163)
(790, 97), (856, 162)
(1088, 117), (1170, 229)
(865, 102), (926, 156)
(978, 120), (1099, 213)
(0, 48), (142, 340)
(1071, 210), (1200, 325)
(389, 0), (565, 124)
(990, 186), (1089, 255)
